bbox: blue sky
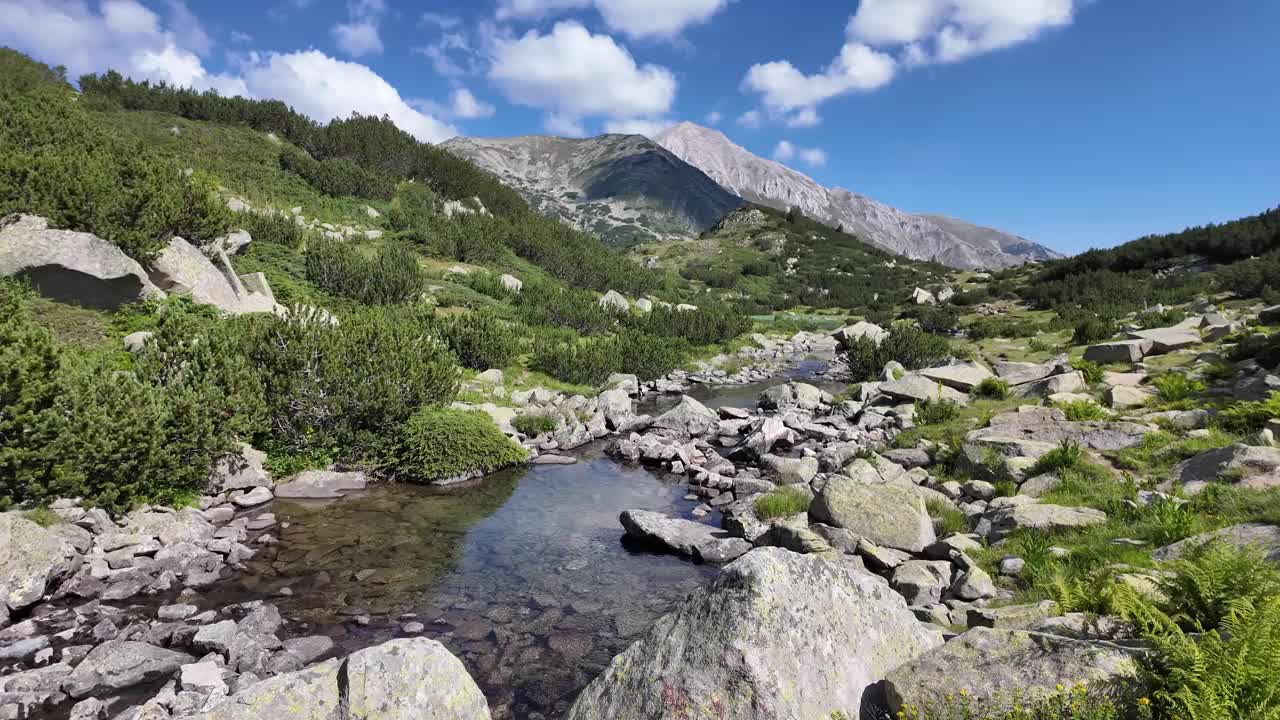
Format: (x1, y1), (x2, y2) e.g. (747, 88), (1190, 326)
(2, 1), (1277, 254)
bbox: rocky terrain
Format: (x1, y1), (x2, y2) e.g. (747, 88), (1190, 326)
(655, 122), (1062, 269)
(440, 134), (741, 246)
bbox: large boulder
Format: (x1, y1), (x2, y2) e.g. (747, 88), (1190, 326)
(833, 321), (888, 347)
(598, 290), (629, 311)
(967, 407), (1150, 451)
(596, 388), (633, 430)
(1260, 305), (1280, 325)
(209, 443), (271, 494)
(1083, 339), (1153, 364)
(149, 237), (279, 315)
(878, 374), (969, 406)
(273, 470), (369, 499)
(1011, 371), (1086, 398)
(759, 382), (827, 411)
(566, 548), (943, 720)
(651, 395), (719, 438)
(919, 361), (994, 392)
(885, 627), (1140, 713)
(1153, 523), (1280, 565)
(194, 638), (489, 720)
(1164, 444), (1280, 495)
(1, 513), (83, 614)
(978, 501), (1107, 542)
(1126, 327), (1201, 354)
(761, 454), (819, 485)
(0, 214), (163, 309)
(64, 640), (194, 698)
(994, 361), (1056, 386)
(809, 475), (936, 553)
(619, 510), (752, 563)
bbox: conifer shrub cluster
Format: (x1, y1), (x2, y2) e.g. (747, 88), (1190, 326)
(0, 72), (232, 260)
(305, 238), (424, 305)
(0, 284), (263, 511)
(230, 306), (459, 458)
(530, 330), (690, 386)
(841, 325), (956, 381)
(387, 408), (527, 483)
(434, 311), (522, 371)
(279, 145), (395, 200)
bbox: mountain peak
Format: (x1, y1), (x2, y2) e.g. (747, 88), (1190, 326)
(654, 126), (1061, 269)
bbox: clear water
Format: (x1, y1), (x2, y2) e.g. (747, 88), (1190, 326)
(217, 366), (839, 719)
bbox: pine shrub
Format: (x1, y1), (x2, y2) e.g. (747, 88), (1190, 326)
(841, 325), (955, 381)
(971, 377), (1010, 400)
(1071, 318), (1116, 345)
(305, 238), (424, 305)
(435, 311), (521, 371)
(389, 407), (527, 483)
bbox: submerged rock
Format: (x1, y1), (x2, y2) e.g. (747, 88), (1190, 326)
(566, 548), (942, 720)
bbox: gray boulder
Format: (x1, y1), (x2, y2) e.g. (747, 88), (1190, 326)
(919, 361), (994, 392)
(596, 388), (633, 430)
(1153, 523), (1280, 565)
(1011, 371), (1087, 398)
(760, 454), (819, 485)
(1260, 305), (1280, 324)
(209, 444), (271, 494)
(1126, 327), (1201, 354)
(149, 237), (279, 315)
(1083, 339), (1152, 364)
(885, 627), (1140, 713)
(979, 501), (1107, 542)
(566, 548), (943, 720)
(809, 475), (936, 553)
(833, 321), (888, 347)
(1, 513), (82, 613)
(619, 510), (752, 563)
(879, 374), (969, 405)
(0, 214), (163, 309)
(1165, 444), (1280, 495)
(598, 290), (629, 311)
(651, 395), (719, 438)
(64, 640), (194, 698)
(994, 361), (1055, 386)
(273, 470), (369, 499)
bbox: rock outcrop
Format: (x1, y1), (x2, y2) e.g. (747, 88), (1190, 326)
(567, 548), (943, 720)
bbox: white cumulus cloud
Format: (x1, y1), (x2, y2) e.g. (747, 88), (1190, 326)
(773, 140), (826, 168)
(742, 41), (896, 114)
(332, 20), (382, 57)
(496, 0), (732, 39)
(450, 87), (495, 119)
(489, 21), (676, 134)
(602, 117), (675, 138)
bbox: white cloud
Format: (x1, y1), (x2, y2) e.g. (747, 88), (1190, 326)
(420, 11), (461, 29)
(414, 31), (482, 76)
(742, 42), (896, 114)
(450, 87), (495, 119)
(773, 140), (826, 167)
(489, 21), (676, 134)
(847, 0), (1077, 64)
(543, 113), (587, 137)
(496, 0), (732, 39)
(741, 0), (1081, 128)
(736, 109), (761, 128)
(331, 0), (386, 57)
(603, 117), (674, 138)
(243, 51), (457, 142)
(785, 107), (820, 128)
(705, 110), (722, 125)
(332, 20), (382, 57)
(798, 147), (827, 167)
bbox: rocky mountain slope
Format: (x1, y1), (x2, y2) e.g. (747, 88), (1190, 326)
(655, 122), (1061, 269)
(440, 134), (742, 246)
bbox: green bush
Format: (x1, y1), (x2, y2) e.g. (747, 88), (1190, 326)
(754, 486), (812, 520)
(513, 414), (558, 437)
(966, 317), (1027, 340)
(232, 306), (459, 457)
(0, 283), (65, 510)
(1214, 391), (1280, 434)
(0, 79), (232, 260)
(1152, 373), (1204, 403)
(926, 499), (970, 536)
(615, 331), (689, 381)
(1071, 318), (1116, 345)
(1032, 440), (1087, 475)
(1072, 359), (1105, 385)
(389, 408), (527, 482)
(530, 336), (621, 387)
(971, 377), (1010, 400)
(305, 238), (424, 305)
(386, 182), (441, 234)
(435, 311), (521, 371)
(279, 145), (395, 200)
(842, 325), (955, 381)
(916, 397), (961, 426)
(1053, 399), (1108, 422)
(235, 210), (310, 248)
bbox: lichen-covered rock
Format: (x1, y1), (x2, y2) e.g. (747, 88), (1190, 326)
(1164, 444), (1280, 495)
(885, 627), (1141, 713)
(0, 513), (82, 613)
(809, 475), (936, 553)
(979, 502), (1107, 542)
(919, 361), (994, 392)
(650, 395), (719, 438)
(1153, 523), (1280, 565)
(0, 214), (163, 309)
(566, 548), (943, 720)
(619, 510), (752, 563)
(761, 453), (819, 485)
(879, 374), (969, 405)
(193, 638), (488, 720)
(64, 640), (194, 698)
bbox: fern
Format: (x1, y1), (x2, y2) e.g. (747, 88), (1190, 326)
(1157, 540), (1280, 631)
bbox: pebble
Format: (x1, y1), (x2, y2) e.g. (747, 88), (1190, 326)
(402, 622), (425, 634)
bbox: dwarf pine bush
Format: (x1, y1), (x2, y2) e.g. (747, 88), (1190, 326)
(435, 311), (521, 371)
(389, 408), (527, 483)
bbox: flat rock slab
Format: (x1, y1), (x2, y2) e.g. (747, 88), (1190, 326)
(1165, 444), (1280, 495)
(64, 640), (194, 698)
(1153, 523), (1280, 565)
(274, 470), (369, 499)
(809, 475), (936, 553)
(567, 548), (943, 720)
(530, 455), (577, 465)
(885, 627), (1140, 713)
(619, 510), (752, 563)
(879, 374), (969, 405)
(1084, 340), (1153, 364)
(1126, 327), (1201, 354)
(919, 361), (994, 392)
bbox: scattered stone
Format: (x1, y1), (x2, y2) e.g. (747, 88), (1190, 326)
(1083, 340), (1152, 364)
(810, 475), (936, 553)
(64, 640), (195, 698)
